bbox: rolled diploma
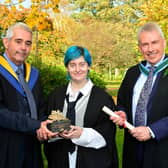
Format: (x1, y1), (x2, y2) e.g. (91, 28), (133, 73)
(102, 106), (135, 130)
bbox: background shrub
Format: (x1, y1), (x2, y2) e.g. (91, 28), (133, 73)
(32, 61), (106, 98)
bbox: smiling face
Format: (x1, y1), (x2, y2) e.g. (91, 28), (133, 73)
(138, 30), (166, 65)
(3, 27), (32, 66)
(67, 56), (90, 83)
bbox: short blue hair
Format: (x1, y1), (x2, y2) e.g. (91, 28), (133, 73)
(64, 46), (92, 67)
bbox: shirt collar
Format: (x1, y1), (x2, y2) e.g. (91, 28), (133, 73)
(3, 53), (24, 72)
(146, 55), (165, 68)
(66, 79), (93, 99)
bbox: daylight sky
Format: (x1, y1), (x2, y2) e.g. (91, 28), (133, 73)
(0, 0), (31, 8)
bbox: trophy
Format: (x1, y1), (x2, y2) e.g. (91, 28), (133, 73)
(47, 110), (71, 133)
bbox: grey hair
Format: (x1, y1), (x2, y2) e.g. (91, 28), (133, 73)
(3, 22), (32, 39)
(137, 22), (165, 43)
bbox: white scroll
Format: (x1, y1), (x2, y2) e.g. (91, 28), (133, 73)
(102, 106), (135, 130)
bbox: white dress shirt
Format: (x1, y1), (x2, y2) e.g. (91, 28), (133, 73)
(63, 79), (106, 168)
(132, 56), (165, 138)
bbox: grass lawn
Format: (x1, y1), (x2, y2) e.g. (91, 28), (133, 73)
(42, 145), (48, 168)
(107, 80), (124, 168)
(116, 128), (124, 168)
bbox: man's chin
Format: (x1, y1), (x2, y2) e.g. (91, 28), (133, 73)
(15, 59), (26, 65)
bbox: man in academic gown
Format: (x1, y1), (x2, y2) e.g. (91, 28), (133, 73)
(0, 22), (54, 168)
(110, 22), (168, 168)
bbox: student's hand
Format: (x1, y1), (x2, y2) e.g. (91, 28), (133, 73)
(59, 125), (83, 139)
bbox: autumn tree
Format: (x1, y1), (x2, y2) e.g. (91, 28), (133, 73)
(70, 0), (139, 23)
(68, 19), (137, 74)
(0, 0), (73, 65)
(66, 0), (139, 75)
(137, 0), (168, 42)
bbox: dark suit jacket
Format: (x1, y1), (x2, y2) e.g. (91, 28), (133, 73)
(0, 56), (45, 168)
(118, 61), (168, 168)
(44, 85), (118, 168)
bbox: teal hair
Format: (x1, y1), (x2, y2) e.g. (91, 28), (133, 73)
(64, 46), (92, 67)
(64, 46), (92, 80)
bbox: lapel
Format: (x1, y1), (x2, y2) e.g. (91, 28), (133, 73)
(83, 86), (99, 126)
(147, 69), (168, 121)
(56, 85), (68, 112)
(128, 66), (141, 92)
(122, 65), (141, 123)
(147, 56), (168, 117)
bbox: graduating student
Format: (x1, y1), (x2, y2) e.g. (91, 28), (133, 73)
(43, 46), (118, 168)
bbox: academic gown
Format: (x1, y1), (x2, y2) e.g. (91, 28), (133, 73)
(0, 56), (45, 168)
(118, 60), (168, 168)
(44, 85), (118, 168)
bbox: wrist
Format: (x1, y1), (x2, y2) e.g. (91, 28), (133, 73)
(147, 127), (155, 139)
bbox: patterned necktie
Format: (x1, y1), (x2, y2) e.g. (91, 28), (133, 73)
(16, 67), (37, 119)
(135, 66), (155, 126)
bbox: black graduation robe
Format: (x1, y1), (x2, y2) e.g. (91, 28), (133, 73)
(0, 56), (45, 168)
(118, 61), (168, 168)
(44, 85), (118, 168)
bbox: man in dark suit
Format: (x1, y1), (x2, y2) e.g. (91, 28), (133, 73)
(110, 22), (168, 168)
(0, 22), (55, 168)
